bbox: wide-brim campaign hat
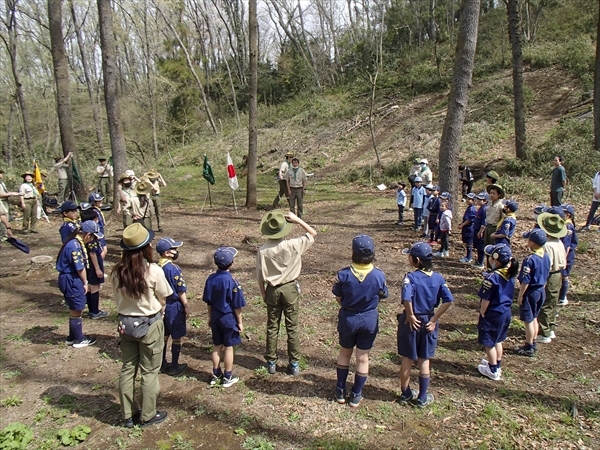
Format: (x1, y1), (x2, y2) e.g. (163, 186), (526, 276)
(98, 156), (107, 161)
(486, 183), (505, 199)
(134, 181), (153, 196)
(486, 170), (500, 180)
(6, 237), (30, 254)
(260, 210), (293, 239)
(21, 171), (34, 178)
(118, 173), (130, 183)
(120, 223), (155, 250)
(285, 151), (294, 157)
(537, 212), (567, 238)
(145, 170), (159, 179)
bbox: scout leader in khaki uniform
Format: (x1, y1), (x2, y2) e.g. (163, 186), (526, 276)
(0, 169), (20, 241)
(286, 158), (308, 218)
(479, 183), (505, 247)
(52, 152), (73, 204)
(96, 156), (114, 206)
(144, 170), (166, 232)
(273, 151), (294, 209)
(116, 173), (138, 228)
(125, 180), (154, 230)
(19, 171), (41, 233)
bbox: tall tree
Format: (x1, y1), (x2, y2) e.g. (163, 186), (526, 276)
(97, 0), (128, 203)
(246, 0), (258, 207)
(594, 0), (600, 151)
(48, 0), (85, 197)
(438, 0), (481, 198)
(506, 0), (527, 159)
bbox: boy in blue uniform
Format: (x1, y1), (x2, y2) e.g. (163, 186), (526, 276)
(422, 184), (434, 237)
(157, 237), (189, 376)
(203, 247), (246, 387)
(332, 235), (388, 408)
(397, 242), (454, 407)
(471, 192), (489, 269)
(516, 229), (551, 356)
(411, 177), (426, 231)
(427, 186), (440, 244)
(558, 205), (578, 306)
(395, 182), (406, 225)
(58, 201), (80, 243)
(477, 244), (519, 380)
(57, 220), (103, 348)
(458, 193), (476, 263)
(89, 192), (108, 257)
(491, 200), (518, 247)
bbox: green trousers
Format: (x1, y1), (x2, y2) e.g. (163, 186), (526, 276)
(119, 319), (164, 422)
(22, 198), (37, 231)
(289, 187), (304, 218)
(57, 178), (68, 204)
(538, 272), (561, 337)
(265, 280), (301, 363)
(98, 177), (111, 203)
(152, 195), (161, 229)
(122, 213), (133, 229)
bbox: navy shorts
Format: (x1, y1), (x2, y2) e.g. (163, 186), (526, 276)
(519, 289), (545, 323)
(86, 258), (105, 285)
(397, 312), (438, 361)
(461, 230), (473, 245)
(58, 273), (86, 311)
(210, 312), (241, 347)
(337, 309), (378, 350)
(428, 214), (437, 231)
(478, 310), (511, 347)
(561, 252), (575, 277)
(473, 234), (485, 251)
(164, 301), (187, 339)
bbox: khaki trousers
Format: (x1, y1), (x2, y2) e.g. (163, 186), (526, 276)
(119, 319), (164, 422)
(98, 177), (111, 203)
(289, 187), (304, 218)
(152, 195), (161, 229)
(22, 198), (38, 231)
(538, 272), (561, 337)
(57, 178), (68, 204)
(265, 281), (301, 363)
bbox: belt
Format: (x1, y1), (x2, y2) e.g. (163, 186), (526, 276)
(269, 279), (297, 288)
(549, 270), (561, 274)
(290, 186), (303, 189)
(152, 194), (159, 196)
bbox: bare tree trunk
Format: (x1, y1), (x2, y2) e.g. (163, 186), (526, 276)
(217, 33), (241, 127)
(368, 71), (381, 168)
(506, 0), (527, 159)
(438, 0), (480, 198)
(247, 0), (258, 208)
(98, 0), (128, 204)
(297, 0), (321, 89)
(595, 0), (600, 150)
(5, 100), (15, 166)
(141, 0), (159, 158)
(70, 0), (104, 152)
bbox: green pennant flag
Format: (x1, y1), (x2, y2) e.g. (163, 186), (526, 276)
(71, 159), (82, 183)
(203, 154), (215, 185)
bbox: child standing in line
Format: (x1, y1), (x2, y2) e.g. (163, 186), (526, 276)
(203, 247), (246, 387)
(491, 200), (518, 247)
(421, 185), (432, 237)
(397, 242), (454, 407)
(333, 235), (388, 408)
(89, 192), (108, 258)
(157, 237), (189, 377)
(471, 192), (489, 270)
(411, 177), (426, 231)
(477, 243), (519, 380)
(515, 229), (551, 357)
(427, 186), (440, 244)
(59, 202), (80, 243)
(458, 193), (476, 263)
(558, 205), (578, 306)
(395, 182), (406, 225)
(434, 201), (452, 258)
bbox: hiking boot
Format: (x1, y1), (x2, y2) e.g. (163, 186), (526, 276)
(89, 310), (109, 320)
(348, 391), (363, 408)
(287, 362), (300, 376)
(397, 389), (418, 404)
(167, 364), (188, 377)
(266, 361), (276, 374)
(222, 374), (239, 388)
(515, 346), (536, 357)
(334, 387), (347, 404)
(73, 336), (97, 348)
(140, 411), (168, 428)
(478, 363), (501, 381)
(412, 393), (434, 408)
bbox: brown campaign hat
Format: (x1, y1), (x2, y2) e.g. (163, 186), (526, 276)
(486, 183), (505, 199)
(536, 212), (567, 238)
(120, 223), (155, 250)
(134, 180), (153, 196)
(21, 171), (34, 178)
(260, 210), (293, 239)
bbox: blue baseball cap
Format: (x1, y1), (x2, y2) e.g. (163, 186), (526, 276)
(214, 246), (238, 268)
(402, 242), (433, 260)
(527, 228), (547, 247)
(547, 206), (565, 219)
(503, 200), (519, 212)
(79, 202), (92, 211)
(81, 220), (104, 239)
(533, 204), (549, 215)
(59, 201), (78, 212)
(425, 183), (434, 190)
(440, 191), (451, 200)
(466, 193), (477, 200)
(414, 177), (422, 183)
(156, 237), (183, 254)
(89, 192), (104, 202)
(476, 191), (489, 201)
(352, 234), (374, 256)
(562, 204), (575, 217)
(484, 243), (512, 264)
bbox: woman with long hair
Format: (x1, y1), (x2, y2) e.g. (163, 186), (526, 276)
(112, 223), (172, 428)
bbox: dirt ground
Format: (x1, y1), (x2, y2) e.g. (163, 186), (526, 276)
(1, 183), (599, 449)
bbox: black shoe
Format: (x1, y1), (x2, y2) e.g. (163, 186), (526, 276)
(167, 363), (188, 376)
(141, 411), (168, 428)
(158, 227), (163, 232)
(123, 410), (141, 428)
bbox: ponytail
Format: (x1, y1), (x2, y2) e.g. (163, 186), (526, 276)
(507, 257), (519, 279)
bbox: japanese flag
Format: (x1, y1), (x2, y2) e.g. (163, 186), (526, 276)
(226, 152), (238, 190)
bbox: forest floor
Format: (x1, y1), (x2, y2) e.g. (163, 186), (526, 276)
(1, 179), (599, 450)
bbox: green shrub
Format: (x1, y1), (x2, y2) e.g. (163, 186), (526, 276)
(57, 425), (91, 447)
(0, 423), (33, 449)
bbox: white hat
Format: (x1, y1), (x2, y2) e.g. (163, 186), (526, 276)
(420, 158), (428, 165)
(125, 170), (135, 177)
(414, 176), (423, 183)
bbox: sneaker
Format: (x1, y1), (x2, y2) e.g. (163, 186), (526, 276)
(89, 310), (109, 320)
(549, 331), (556, 339)
(471, 263), (485, 270)
(557, 298), (568, 306)
(65, 337), (74, 346)
(461, 198), (466, 202)
(209, 374), (222, 386)
(433, 251), (444, 257)
(160, 363), (170, 374)
(478, 363), (501, 381)
(515, 346), (536, 357)
(287, 362), (300, 376)
(266, 361), (276, 374)
(73, 336), (97, 348)
(397, 389), (418, 404)
(536, 335), (552, 343)
(408, 207), (413, 211)
(140, 411), (168, 428)
(396, 221), (403, 225)
(158, 227), (163, 232)
(334, 387), (347, 404)
(581, 226), (591, 231)
(348, 391), (363, 408)
(123, 410), (141, 428)
(412, 393), (434, 408)
(459, 257), (472, 263)
(167, 364), (188, 377)
(222, 374), (239, 388)
(442, 251), (449, 257)
(479, 359), (502, 375)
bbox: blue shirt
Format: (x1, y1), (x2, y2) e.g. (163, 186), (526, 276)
(402, 270), (454, 315)
(422, 195), (431, 217)
(495, 214), (517, 246)
(518, 250), (551, 290)
(59, 219), (79, 244)
(159, 259), (187, 304)
(332, 265), (388, 312)
(561, 222), (578, 252)
(396, 189), (406, 207)
(411, 186), (426, 209)
(473, 204), (487, 231)
(202, 270), (246, 315)
(427, 197), (440, 215)
(478, 270), (515, 315)
(462, 204), (476, 233)
(56, 237), (88, 274)
(93, 207), (107, 247)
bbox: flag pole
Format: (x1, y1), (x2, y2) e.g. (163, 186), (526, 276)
(201, 190), (209, 213)
(232, 189), (238, 214)
(208, 181), (213, 207)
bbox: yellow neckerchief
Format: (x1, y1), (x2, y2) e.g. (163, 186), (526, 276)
(158, 257), (172, 268)
(75, 235), (89, 268)
(531, 247), (544, 257)
(495, 267), (511, 281)
(565, 218), (572, 225)
(93, 206), (105, 223)
(350, 263), (374, 282)
(497, 211), (515, 227)
(418, 269), (433, 277)
(63, 217), (78, 224)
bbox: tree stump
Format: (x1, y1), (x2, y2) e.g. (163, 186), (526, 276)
(28, 255), (55, 274)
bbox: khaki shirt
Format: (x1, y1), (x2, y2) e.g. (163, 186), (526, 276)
(256, 233), (314, 286)
(127, 196), (153, 218)
(112, 263), (173, 316)
(278, 161), (289, 181)
(543, 238), (567, 272)
(0, 181), (9, 215)
(485, 199), (504, 227)
(96, 164), (113, 178)
(150, 178), (166, 195)
(119, 187), (137, 215)
(19, 182), (39, 199)
(287, 167), (307, 188)
(53, 160), (68, 180)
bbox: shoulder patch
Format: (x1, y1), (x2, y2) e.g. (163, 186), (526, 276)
(522, 266), (531, 274)
(482, 279), (493, 289)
